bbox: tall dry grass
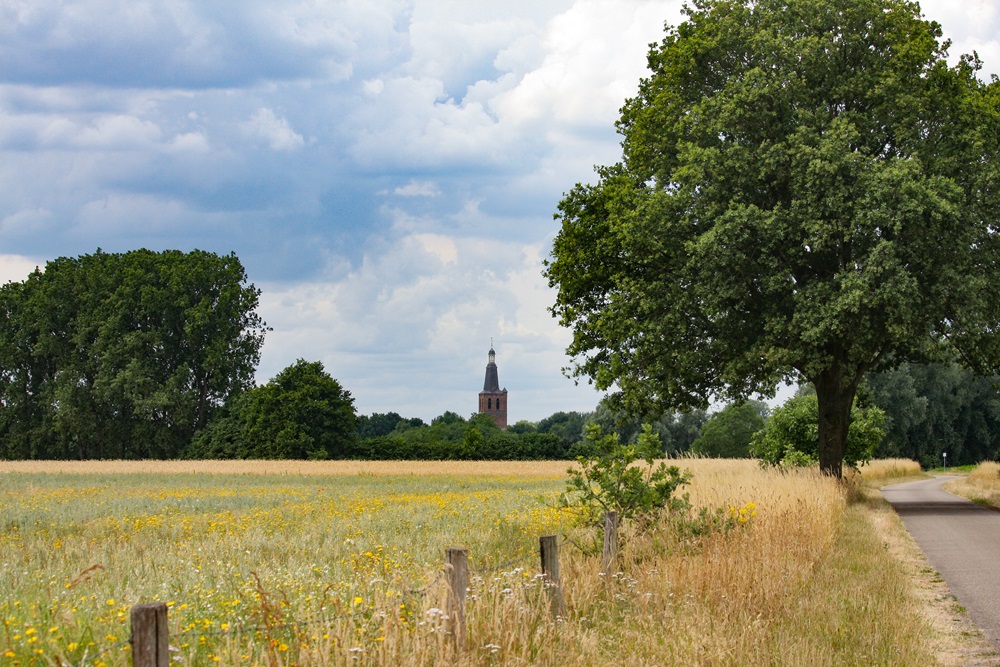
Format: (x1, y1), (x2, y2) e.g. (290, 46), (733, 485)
(943, 461), (1000, 508)
(0, 460), (938, 665)
(859, 458), (923, 480)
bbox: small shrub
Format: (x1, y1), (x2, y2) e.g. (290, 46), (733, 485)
(560, 423), (691, 528)
(751, 394), (885, 470)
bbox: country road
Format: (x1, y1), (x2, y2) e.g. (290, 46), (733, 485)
(882, 476), (1000, 650)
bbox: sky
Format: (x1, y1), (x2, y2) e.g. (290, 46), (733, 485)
(1, 1), (998, 423)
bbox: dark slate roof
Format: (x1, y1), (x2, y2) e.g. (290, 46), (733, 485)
(483, 347), (500, 392)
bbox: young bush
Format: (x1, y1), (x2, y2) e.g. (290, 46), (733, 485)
(751, 394), (885, 470)
(561, 423), (691, 527)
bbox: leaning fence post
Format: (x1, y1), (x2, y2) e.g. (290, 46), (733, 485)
(601, 510), (619, 572)
(445, 547), (468, 647)
(130, 602), (169, 667)
(539, 535), (565, 617)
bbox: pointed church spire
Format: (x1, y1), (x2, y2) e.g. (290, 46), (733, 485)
(478, 340), (508, 429)
(483, 344), (500, 391)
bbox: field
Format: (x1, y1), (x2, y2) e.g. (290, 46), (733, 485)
(943, 461), (1000, 508)
(1, 459), (941, 666)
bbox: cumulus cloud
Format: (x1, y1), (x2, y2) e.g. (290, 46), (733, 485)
(921, 0), (1000, 78)
(0, 0), (997, 421)
(256, 226), (599, 420)
(0, 0), (406, 88)
(242, 108), (305, 152)
(393, 180), (441, 197)
(492, 0), (682, 131)
(0, 254), (44, 284)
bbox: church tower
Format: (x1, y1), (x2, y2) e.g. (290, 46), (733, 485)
(478, 344), (508, 429)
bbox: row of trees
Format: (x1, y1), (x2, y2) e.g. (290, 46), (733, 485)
(679, 363), (1000, 468)
(2, 251), (998, 465)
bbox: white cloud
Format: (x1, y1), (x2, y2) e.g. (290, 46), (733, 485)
(1, 207), (55, 237)
(363, 78), (385, 95)
(0, 254), (43, 283)
(256, 226), (600, 421)
(243, 108), (305, 152)
(393, 180), (440, 197)
(164, 131), (210, 154)
(492, 0), (683, 130)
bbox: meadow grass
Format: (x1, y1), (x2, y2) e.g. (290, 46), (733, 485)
(943, 461), (1000, 508)
(858, 458), (924, 481)
(0, 460), (940, 665)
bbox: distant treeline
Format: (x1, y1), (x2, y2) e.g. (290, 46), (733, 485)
(347, 407), (708, 461)
(2, 251), (998, 466)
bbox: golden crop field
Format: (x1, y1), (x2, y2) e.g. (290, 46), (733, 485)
(0, 460), (939, 666)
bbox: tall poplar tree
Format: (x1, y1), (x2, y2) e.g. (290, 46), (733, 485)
(546, 0), (1000, 476)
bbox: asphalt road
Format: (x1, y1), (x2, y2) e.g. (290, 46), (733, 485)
(882, 476), (1000, 649)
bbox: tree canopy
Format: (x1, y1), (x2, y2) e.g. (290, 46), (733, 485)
(868, 363), (1000, 467)
(691, 401), (767, 458)
(0, 249), (267, 459)
(751, 394), (885, 470)
(546, 0), (1000, 476)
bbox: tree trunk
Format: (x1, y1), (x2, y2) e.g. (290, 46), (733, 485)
(814, 367), (858, 479)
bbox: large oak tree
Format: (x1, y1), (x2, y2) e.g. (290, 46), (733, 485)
(546, 0), (1000, 476)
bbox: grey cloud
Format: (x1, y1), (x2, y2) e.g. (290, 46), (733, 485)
(0, 0), (411, 89)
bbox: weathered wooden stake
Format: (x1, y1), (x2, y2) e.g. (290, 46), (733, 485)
(539, 534), (565, 617)
(130, 602), (169, 667)
(601, 510), (619, 572)
(445, 547), (468, 647)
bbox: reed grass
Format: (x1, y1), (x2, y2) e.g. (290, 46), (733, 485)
(0, 459), (939, 665)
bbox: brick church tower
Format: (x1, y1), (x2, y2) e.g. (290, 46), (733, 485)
(478, 344), (508, 429)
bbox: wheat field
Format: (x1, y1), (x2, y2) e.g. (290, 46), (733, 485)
(0, 459), (938, 666)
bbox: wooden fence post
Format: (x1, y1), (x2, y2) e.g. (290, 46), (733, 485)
(601, 510), (619, 572)
(445, 547), (468, 647)
(130, 602), (169, 667)
(539, 535), (565, 617)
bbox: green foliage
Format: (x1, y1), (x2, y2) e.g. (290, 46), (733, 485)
(561, 424), (691, 527)
(352, 428), (570, 461)
(690, 401), (766, 458)
(0, 249), (267, 460)
(188, 360), (356, 459)
(868, 363), (1000, 467)
(584, 397), (709, 455)
(535, 411), (588, 445)
(345, 404), (708, 462)
(355, 412), (424, 440)
(545, 0), (1000, 476)
(751, 395), (885, 469)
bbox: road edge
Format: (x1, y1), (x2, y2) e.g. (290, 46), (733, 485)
(867, 486), (1000, 666)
